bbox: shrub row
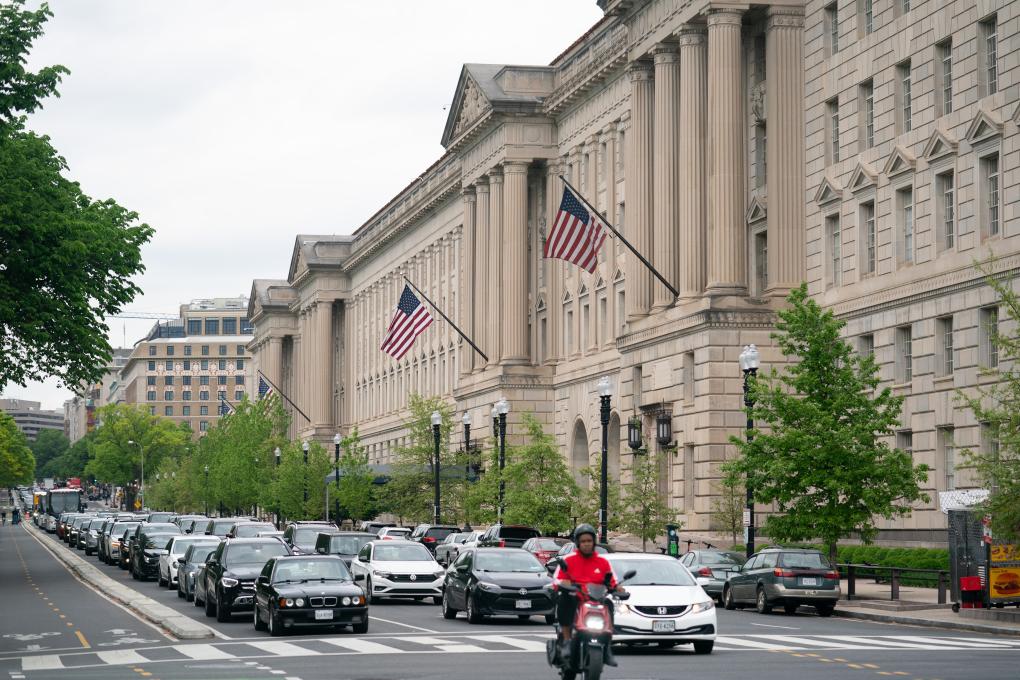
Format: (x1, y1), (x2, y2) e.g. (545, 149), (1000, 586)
(779, 543), (949, 587)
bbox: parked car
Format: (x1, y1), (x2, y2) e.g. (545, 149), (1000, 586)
(283, 521), (336, 555)
(441, 548), (555, 624)
(119, 527), (140, 569)
(521, 537), (569, 566)
(477, 524), (540, 549)
(722, 548), (840, 616)
(201, 538), (292, 622)
(85, 519), (110, 556)
(160, 536), (221, 589)
(313, 531), (376, 567)
(605, 552), (716, 653)
(409, 524), (460, 554)
(202, 517), (248, 537)
(434, 532), (469, 566)
(146, 512), (175, 523)
(349, 540), (445, 603)
(74, 518), (95, 550)
(358, 520), (389, 535)
(253, 555), (368, 636)
(102, 521), (140, 565)
(256, 530), (284, 539)
(131, 525), (183, 580)
(376, 526), (412, 541)
(227, 522), (277, 539)
(179, 543), (219, 602)
(679, 550), (745, 602)
(69, 515), (94, 547)
(173, 515), (207, 533)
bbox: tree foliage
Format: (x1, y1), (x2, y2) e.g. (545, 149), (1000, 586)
(0, 411), (34, 486)
(84, 404), (192, 487)
(332, 428), (377, 522)
(619, 447), (680, 551)
(0, 0), (152, 393)
(711, 474), (746, 549)
(723, 284), (929, 563)
(30, 428), (68, 475)
(268, 440), (332, 521)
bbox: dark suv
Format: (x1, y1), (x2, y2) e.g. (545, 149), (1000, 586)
(409, 524), (460, 554)
(202, 538), (291, 622)
(283, 521), (336, 555)
(477, 524), (540, 549)
(722, 548), (840, 616)
(130, 523), (182, 580)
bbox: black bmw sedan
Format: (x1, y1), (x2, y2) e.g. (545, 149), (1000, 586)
(442, 548), (555, 624)
(254, 556), (368, 636)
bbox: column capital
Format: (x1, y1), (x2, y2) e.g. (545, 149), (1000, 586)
(475, 177), (490, 193)
(706, 7), (744, 27)
(503, 160), (530, 174)
(675, 26), (707, 46)
(488, 167), (504, 184)
(766, 6), (805, 30)
(652, 42), (680, 64)
(627, 60), (654, 81)
(546, 159), (563, 176)
(462, 185), (476, 201)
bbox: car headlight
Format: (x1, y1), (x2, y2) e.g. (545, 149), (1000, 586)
(280, 598), (294, 607)
(478, 581), (501, 592)
(583, 614), (606, 630)
(342, 596), (351, 606)
(373, 570), (392, 579)
(615, 603), (631, 614)
(295, 598), (305, 607)
(220, 577), (239, 588)
(172, 560), (180, 568)
(433, 571), (445, 579)
(690, 599), (715, 614)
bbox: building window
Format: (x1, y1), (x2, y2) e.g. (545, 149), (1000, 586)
(240, 318), (253, 333)
(164, 406), (173, 417)
(234, 390), (244, 401)
(938, 426), (956, 490)
(201, 345), (209, 356)
(825, 2), (839, 56)
(183, 345), (192, 356)
(200, 420), (209, 432)
(615, 287), (626, 338)
(754, 231), (768, 295)
(222, 317), (237, 335)
(200, 390), (209, 401)
(164, 360), (173, 370)
(218, 375), (227, 386)
(187, 319), (202, 335)
(219, 345), (227, 356)
(181, 359), (190, 371)
(979, 15), (998, 97)
(897, 187), (914, 264)
(200, 375), (209, 386)
(217, 390), (226, 401)
(146, 376), (156, 386)
(237, 345), (245, 355)
(200, 405), (208, 416)
(826, 214), (841, 287)
(236, 359), (244, 370)
(182, 405), (191, 417)
(199, 359), (209, 371)
(896, 325), (913, 383)
(183, 390), (192, 401)
(564, 307), (574, 356)
(981, 306), (999, 368)
(859, 80), (874, 150)
(149, 406), (156, 416)
(580, 297), (590, 351)
(936, 40), (952, 116)
(897, 430), (913, 457)
(148, 360), (156, 371)
(936, 171), (955, 251)
(859, 0), (873, 36)
(860, 201), (876, 275)
(937, 316), (954, 377)
(895, 0), (910, 17)
(859, 333), (874, 359)
(235, 375), (245, 385)
(204, 318), (219, 335)
(146, 391), (157, 403)
(182, 375), (191, 386)
(164, 376), (173, 386)
(755, 123), (767, 188)
(826, 98), (839, 164)
(163, 390), (173, 401)
(218, 359), (227, 370)
(981, 154), (1000, 238)
(896, 60), (912, 133)
(166, 345), (174, 357)
(683, 351), (695, 403)
(148, 345), (156, 356)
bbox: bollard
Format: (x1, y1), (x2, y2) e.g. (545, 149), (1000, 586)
(847, 564), (856, 601)
(891, 568), (900, 600)
(938, 571), (947, 604)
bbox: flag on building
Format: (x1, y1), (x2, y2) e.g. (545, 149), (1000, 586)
(544, 185), (608, 273)
(218, 397), (235, 416)
(257, 375), (274, 400)
(380, 285), (433, 360)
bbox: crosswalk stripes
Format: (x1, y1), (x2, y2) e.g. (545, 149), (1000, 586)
(12, 633), (1020, 671)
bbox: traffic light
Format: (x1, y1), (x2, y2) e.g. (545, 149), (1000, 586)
(666, 524), (680, 558)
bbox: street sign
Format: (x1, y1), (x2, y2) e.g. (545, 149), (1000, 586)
(742, 509), (751, 527)
(133, 499), (141, 510)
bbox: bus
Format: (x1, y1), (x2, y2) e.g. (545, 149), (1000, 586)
(41, 488), (83, 532)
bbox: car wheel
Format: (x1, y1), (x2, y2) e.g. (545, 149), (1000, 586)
(433, 595), (443, 605)
(194, 588), (203, 607)
(205, 591), (216, 618)
(723, 586), (736, 610)
(784, 603), (798, 615)
(755, 587), (773, 614)
(693, 640), (714, 655)
(268, 606), (283, 637)
(366, 578), (380, 605)
(158, 572), (166, 587)
(441, 592), (458, 619)
(816, 603), (835, 617)
(215, 590), (231, 622)
(466, 590), (484, 624)
(177, 584), (185, 599)
(352, 618), (369, 634)
(253, 605), (267, 631)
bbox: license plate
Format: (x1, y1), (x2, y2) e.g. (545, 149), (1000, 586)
(515, 599), (531, 609)
(315, 609), (334, 620)
(652, 620), (676, 633)
(801, 577), (818, 586)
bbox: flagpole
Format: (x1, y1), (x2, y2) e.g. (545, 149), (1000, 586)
(558, 175), (679, 298)
(402, 276), (489, 364)
(257, 370), (312, 424)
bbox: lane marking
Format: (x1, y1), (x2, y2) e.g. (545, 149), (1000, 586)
(97, 650), (149, 665)
(754, 635), (875, 650)
(398, 637), (487, 653)
(824, 636), (948, 650)
(246, 641), (321, 657)
(367, 615), (437, 633)
(749, 622), (800, 630)
(21, 655), (64, 671)
(714, 636), (801, 650)
(467, 635), (549, 652)
(75, 631), (90, 649)
(320, 638), (406, 654)
(174, 644), (234, 660)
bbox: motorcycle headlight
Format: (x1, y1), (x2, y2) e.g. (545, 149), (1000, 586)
(690, 599), (715, 614)
(220, 577), (239, 588)
(295, 598), (305, 607)
(478, 581), (501, 592)
(583, 614), (606, 630)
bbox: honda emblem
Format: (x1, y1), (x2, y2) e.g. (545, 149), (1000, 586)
(657, 606), (668, 615)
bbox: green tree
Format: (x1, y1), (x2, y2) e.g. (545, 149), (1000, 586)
(575, 464), (623, 536)
(711, 474), (746, 549)
(0, 411), (35, 486)
(723, 284), (929, 564)
(960, 265), (1020, 542)
(332, 428), (377, 523)
(29, 429), (68, 476)
(40, 435), (89, 479)
(0, 1), (152, 393)
(619, 447), (681, 552)
(85, 404), (192, 489)
(269, 440), (332, 521)
(500, 413), (581, 535)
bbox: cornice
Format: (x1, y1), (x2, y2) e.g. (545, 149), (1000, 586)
(544, 23), (629, 118)
(617, 308), (776, 353)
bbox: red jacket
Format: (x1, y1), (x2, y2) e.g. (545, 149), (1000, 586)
(554, 550), (617, 590)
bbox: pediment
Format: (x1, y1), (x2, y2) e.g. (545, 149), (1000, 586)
(847, 161), (879, 193)
(562, 290), (572, 304)
(813, 176), (843, 205)
(441, 67), (493, 148)
(883, 145), (917, 178)
(612, 268), (624, 283)
(745, 193), (767, 222)
(536, 294), (547, 312)
(578, 283), (589, 297)
(594, 274), (606, 290)
(966, 108), (1003, 144)
(923, 128), (959, 161)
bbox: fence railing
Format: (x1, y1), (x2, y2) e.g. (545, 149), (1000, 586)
(838, 563), (949, 604)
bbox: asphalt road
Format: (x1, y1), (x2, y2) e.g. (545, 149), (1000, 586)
(3, 520), (1019, 680)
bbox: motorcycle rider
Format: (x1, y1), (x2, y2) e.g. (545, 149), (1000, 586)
(553, 524), (625, 667)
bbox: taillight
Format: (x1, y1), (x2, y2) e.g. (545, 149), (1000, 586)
(423, 536), (436, 543)
(825, 570), (840, 580)
(499, 539), (506, 547)
(698, 567), (713, 577)
(773, 568), (795, 577)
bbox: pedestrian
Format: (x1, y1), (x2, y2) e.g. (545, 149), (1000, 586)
(12, 508), (20, 525)
(1, 508), (6, 526)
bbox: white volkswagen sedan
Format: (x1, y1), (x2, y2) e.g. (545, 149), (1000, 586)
(349, 540), (445, 604)
(605, 553), (717, 654)
(159, 536), (221, 589)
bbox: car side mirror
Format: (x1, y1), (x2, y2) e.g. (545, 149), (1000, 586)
(256, 576), (269, 585)
(696, 576), (711, 587)
(620, 569), (638, 582)
(160, 550), (169, 556)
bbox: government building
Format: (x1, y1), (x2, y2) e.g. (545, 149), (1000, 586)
(248, 0), (1018, 544)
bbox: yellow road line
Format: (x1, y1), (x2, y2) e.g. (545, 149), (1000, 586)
(75, 630), (90, 648)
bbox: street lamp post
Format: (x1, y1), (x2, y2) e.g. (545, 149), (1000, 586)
(496, 399), (509, 522)
(127, 440), (144, 510)
(203, 465), (209, 516)
(739, 344), (760, 559)
(333, 432), (341, 524)
(597, 377), (612, 544)
(275, 446), (281, 466)
(302, 440), (309, 506)
(431, 411), (442, 524)
(462, 412), (471, 481)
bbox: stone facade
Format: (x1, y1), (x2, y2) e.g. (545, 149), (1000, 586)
(248, 0), (1019, 543)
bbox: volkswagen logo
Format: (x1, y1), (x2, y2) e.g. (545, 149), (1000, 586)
(519, 588), (528, 596)
(657, 606), (668, 615)
(409, 574), (417, 581)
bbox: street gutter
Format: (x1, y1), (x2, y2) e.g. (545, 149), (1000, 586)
(834, 607), (1020, 637)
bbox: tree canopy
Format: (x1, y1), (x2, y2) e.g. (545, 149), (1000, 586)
(0, 411), (35, 486)
(84, 404), (192, 486)
(29, 428), (69, 475)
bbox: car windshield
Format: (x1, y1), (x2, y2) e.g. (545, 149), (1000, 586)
(173, 539), (219, 557)
(145, 523), (181, 533)
(191, 547), (217, 564)
(331, 536), (373, 554)
(533, 539), (562, 550)
(382, 528), (410, 537)
(148, 513), (173, 522)
(475, 552), (545, 573)
(233, 524), (275, 538)
(224, 542), (289, 566)
(426, 528), (457, 540)
(779, 553), (831, 569)
(273, 559), (351, 583)
(293, 527), (327, 549)
(143, 533), (177, 549)
(701, 552), (741, 566)
(500, 527), (539, 539)
(373, 544), (433, 562)
(611, 559), (697, 586)
(211, 521), (236, 535)
(111, 523), (139, 535)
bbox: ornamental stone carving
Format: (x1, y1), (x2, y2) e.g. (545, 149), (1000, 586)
(452, 77), (490, 139)
(751, 81), (766, 124)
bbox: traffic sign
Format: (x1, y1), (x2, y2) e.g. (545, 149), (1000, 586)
(742, 509), (751, 527)
(133, 499), (141, 510)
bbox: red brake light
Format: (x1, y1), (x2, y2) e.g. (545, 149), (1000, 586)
(773, 568), (795, 577)
(499, 539), (506, 547)
(825, 570), (840, 580)
(423, 536), (436, 543)
(698, 567), (713, 577)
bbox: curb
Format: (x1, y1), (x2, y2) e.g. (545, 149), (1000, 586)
(24, 521), (216, 640)
(834, 607), (1020, 637)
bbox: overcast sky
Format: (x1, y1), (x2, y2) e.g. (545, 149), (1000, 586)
(5, 0), (603, 411)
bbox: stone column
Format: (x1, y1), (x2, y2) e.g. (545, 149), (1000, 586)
(765, 6), (805, 296)
(267, 336), (283, 390)
(545, 161), (562, 364)
(487, 168), (503, 366)
(460, 187), (476, 376)
(502, 160), (530, 364)
(706, 8), (747, 296)
(652, 43), (680, 310)
(678, 27), (708, 300)
(626, 61), (654, 320)
(602, 125), (618, 347)
(473, 180), (490, 371)
(314, 300), (333, 428)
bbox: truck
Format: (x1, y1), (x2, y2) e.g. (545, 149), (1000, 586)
(42, 478), (55, 490)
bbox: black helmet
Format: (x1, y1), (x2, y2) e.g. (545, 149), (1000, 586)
(573, 524), (597, 544)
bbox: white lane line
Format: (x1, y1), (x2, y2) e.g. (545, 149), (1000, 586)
(320, 638), (406, 654)
(245, 641), (321, 657)
(895, 636), (1020, 649)
(714, 636), (801, 650)
(824, 636), (949, 650)
(749, 622), (800, 630)
(21, 655), (64, 671)
(398, 637), (487, 653)
(941, 636), (1020, 647)
(174, 644), (235, 660)
(96, 650), (149, 665)
(368, 615), (438, 633)
(753, 635), (875, 650)
(467, 635), (549, 652)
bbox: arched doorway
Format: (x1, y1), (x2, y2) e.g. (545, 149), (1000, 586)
(607, 413), (621, 481)
(571, 420), (590, 488)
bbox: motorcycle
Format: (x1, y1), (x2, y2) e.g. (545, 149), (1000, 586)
(545, 561), (636, 680)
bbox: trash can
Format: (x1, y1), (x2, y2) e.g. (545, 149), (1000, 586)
(960, 576), (984, 609)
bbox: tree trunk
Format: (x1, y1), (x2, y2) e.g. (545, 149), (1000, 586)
(827, 541), (838, 567)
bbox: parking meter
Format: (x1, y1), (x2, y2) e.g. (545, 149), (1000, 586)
(666, 524), (680, 558)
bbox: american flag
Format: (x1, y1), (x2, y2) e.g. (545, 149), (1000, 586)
(380, 285), (433, 360)
(218, 397), (235, 416)
(257, 375), (274, 400)
(544, 185), (608, 273)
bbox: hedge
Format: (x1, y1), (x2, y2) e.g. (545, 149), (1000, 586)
(778, 544), (949, 587)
